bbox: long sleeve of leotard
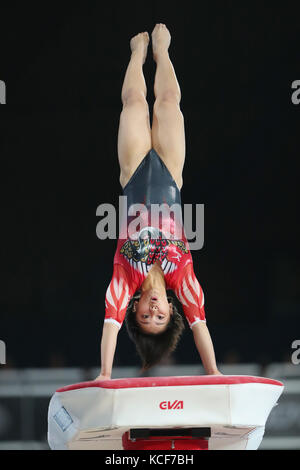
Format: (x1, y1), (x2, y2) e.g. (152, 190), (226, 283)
(172, 262), (206, 328)
(104, 263), (137, 329)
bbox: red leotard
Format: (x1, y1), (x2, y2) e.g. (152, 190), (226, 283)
(104, 215), (206, 330)
(104, 149), (206, 330)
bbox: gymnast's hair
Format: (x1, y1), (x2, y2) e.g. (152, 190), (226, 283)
(125, 290), (185, 371)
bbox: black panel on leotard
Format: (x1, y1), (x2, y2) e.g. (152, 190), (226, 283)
(122, 148), (181, 208)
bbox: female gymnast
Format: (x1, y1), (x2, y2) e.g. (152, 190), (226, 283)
(97, 24), (221, 379)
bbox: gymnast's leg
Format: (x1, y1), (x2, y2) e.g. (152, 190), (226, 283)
(118, 32), (152, 189)
(151, 24), (186, 190)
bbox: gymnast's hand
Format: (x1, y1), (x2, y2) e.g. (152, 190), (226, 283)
(208, 370), (223, 375)
(95, 374), (111, 381)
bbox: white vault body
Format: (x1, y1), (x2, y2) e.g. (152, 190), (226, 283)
(47, 375), (284, 450)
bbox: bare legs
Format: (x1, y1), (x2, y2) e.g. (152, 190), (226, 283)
(118, 32), (152, 188)
(151, 24), (185, 190)
(118, 24), (186, 190)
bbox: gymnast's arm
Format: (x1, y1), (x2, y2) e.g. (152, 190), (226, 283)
(96, 322), (119, 380)
(172, 262), (222, 375)
(95, 263), (135, 381)
(191, 322), (221, 375)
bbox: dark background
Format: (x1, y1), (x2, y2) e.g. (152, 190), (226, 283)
(1, 1), (299, 370)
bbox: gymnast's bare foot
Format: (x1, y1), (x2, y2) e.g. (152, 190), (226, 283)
(130, 32), (149, 64)
(152, 23), (171, 60)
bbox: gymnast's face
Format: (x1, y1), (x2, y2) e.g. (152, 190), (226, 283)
(133, 292), (173, 334)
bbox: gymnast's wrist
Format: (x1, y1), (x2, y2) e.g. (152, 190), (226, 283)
(100, 367), (111, 379)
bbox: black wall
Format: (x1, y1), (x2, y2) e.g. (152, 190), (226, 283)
(1, 2), (299, 368)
